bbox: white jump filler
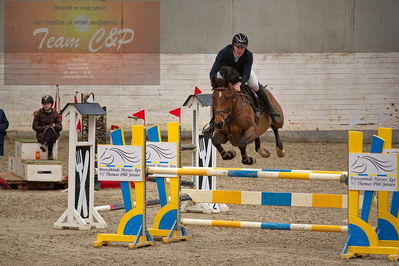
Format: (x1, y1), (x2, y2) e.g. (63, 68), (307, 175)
(54, 103), (107, 230)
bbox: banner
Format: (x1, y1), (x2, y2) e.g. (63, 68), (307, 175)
(349, 153), (398, 191)
(146, 142), (177, 177)
(4, 1), (160, 85)
(98, 145), (143, 182)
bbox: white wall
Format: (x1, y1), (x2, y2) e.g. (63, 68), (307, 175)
(1, 52), (398, 133)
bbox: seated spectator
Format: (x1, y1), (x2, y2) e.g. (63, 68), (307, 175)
(32, 95), (62, 160)
(0, 108), (9, 156)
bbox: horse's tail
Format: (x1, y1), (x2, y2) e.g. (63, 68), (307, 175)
(265, 88), (284, 128)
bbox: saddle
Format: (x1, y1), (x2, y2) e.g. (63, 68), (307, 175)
(240, 85), (265, 122)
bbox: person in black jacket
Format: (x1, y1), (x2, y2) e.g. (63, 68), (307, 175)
(32, 95), (62, 160)
(0, 108), (9, 156)
(203, 33), (280, 135)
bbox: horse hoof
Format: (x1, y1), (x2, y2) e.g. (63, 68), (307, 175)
(257, 147), (270, 158)
(222, 150), (236, 160)
(242, 157), (256, 165)
(276, 147), (285, 157)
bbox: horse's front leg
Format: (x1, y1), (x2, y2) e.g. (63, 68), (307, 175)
(212, 132), (236, 160)
(272, 126), (285, 157)
(238, 128), (256, 165)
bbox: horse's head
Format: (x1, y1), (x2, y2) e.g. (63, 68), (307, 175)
(211, 75), (237, 130)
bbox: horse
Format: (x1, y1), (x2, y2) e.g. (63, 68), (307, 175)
(210, 66), (285, 165)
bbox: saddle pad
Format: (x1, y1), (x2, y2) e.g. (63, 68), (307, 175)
(241, 85), (264, 113)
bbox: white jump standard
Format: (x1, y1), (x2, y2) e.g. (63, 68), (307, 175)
(54, 103), (107, 230)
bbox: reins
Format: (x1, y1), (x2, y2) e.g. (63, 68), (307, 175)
(212, 87), (250, 125)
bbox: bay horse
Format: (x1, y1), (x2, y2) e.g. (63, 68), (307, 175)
(211, 66), (285, 165)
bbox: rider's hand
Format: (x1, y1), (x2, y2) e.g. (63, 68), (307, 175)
(233, 82), (241, 91)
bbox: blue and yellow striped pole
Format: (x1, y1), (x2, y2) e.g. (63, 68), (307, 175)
(147, 167), (346, 182)
(182, 189), (351, 208)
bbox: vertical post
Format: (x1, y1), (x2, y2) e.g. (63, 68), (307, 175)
(132, 125), (146, 217)
(168, 122), (181, 232)
(67, 109), (77, 223)
(341, 131), (363, 256)
(192, 102), (199, 185)
(88, 115), (95, 220)
(88, 115), (106, 227)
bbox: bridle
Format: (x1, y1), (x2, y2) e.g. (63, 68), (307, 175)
(212, 87), (237, 124)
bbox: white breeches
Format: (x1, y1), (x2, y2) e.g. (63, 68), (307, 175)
(247, 70), (259, 92)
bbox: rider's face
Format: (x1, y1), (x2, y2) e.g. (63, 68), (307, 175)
(233, 45), (246, 58)
(42, 102), (52, 111)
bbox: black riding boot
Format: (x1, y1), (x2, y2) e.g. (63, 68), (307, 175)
(256, 85), (280, 123)
(202, 117), (215, 136)
(40, 144), (46, 152)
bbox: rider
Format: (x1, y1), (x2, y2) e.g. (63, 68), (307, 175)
(32, 95), (62, 160)
(202, 33), (280, 136)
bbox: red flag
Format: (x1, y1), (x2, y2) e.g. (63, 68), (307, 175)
(110, 125), (120, 130)
(54, 84), (62, 121)
(194, 86), (202, 95)
(74, 92), (82, 131)
(169, 107), (181, 123)
(54, 85), (59, 111)
(76, 116), (82, 131)
(132, 110), (145, 120)
(169, 107), (181, 118)
(132, 110), (146, 125)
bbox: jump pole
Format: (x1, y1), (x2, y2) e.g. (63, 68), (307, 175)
(95, 195), (192, 212)
(181, 189), (357, 208)
(219, 167), (347, 175)
(181, 218), (348, 233)
(147, 167), (346, 182)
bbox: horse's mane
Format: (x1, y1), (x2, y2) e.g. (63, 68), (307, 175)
(211, 77), (226, 89)
(219, 66), (241, 85)
(211, 66), (241, 89)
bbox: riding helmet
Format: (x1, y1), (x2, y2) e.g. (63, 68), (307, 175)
(232, 33), (248, 47)
(41, 95), (54, 105)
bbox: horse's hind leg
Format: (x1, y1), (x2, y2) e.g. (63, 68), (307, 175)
(255, 138), (270, 158)
(212, 133), (236, 160)
(272, 126), (285, 157)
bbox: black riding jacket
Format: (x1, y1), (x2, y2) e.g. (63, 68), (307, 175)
(209, 44), (253, 84)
